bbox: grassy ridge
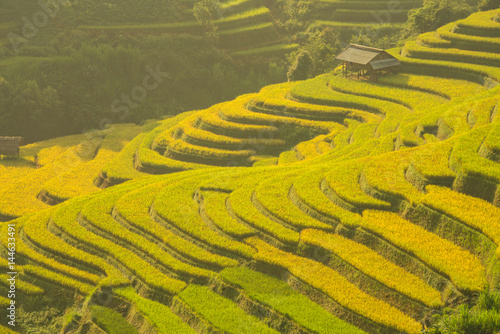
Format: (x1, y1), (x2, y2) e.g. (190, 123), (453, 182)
(325, 160), (391, 210)
(254, 176), (334, 230)
(52, 183), (188, 293)
(423, 186), (500, 257)
(20, 211), (103, 285)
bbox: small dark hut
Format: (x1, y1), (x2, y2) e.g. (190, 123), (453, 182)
(0, 137), (23, 158)
(336, 44), (400, 79)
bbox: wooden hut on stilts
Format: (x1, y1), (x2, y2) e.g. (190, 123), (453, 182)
(336, 44), (401, 80)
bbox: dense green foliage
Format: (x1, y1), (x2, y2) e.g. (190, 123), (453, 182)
(287, 50), (315, 81)
(193, 0), (222, 37)
(0, 38), (283, 143)
(403, 0), (474, 36)
(424, 292), (500, 334)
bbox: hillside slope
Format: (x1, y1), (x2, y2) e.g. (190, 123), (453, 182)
(1, 8), (500, 334)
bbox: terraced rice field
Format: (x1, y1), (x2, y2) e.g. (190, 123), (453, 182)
(305, 0), (421, 38)
(71, 0), (415, 60)
(77, 3), (291, 59)
(2, 9), (500, 334)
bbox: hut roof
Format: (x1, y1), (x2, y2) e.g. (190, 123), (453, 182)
(370, 58), (401, 70)
(335, 44), (385, 65)
(335, 44), (401, 71)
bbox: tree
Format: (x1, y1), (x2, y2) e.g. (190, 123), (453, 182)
(277, 0), (311, 31)
(478, 0), (500, 11)
(0, 79), (63, 142)
(287, 51), (314, 81)
(403, 0), (473, 37)
(287, 28), (340, 80)
(193, 0), (221, 39)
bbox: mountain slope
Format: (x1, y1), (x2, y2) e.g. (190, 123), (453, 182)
(1, 8), (500, 334)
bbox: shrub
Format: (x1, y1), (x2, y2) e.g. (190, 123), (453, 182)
(287, 51), (315, 82)
(193, 0), (221, 38)
(478, 0), (500, 11)
(403, 0), (473, 36)
(477, 291), (500, 312)
(423, 291), (500, 334)
(232, 43), (299, 58)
